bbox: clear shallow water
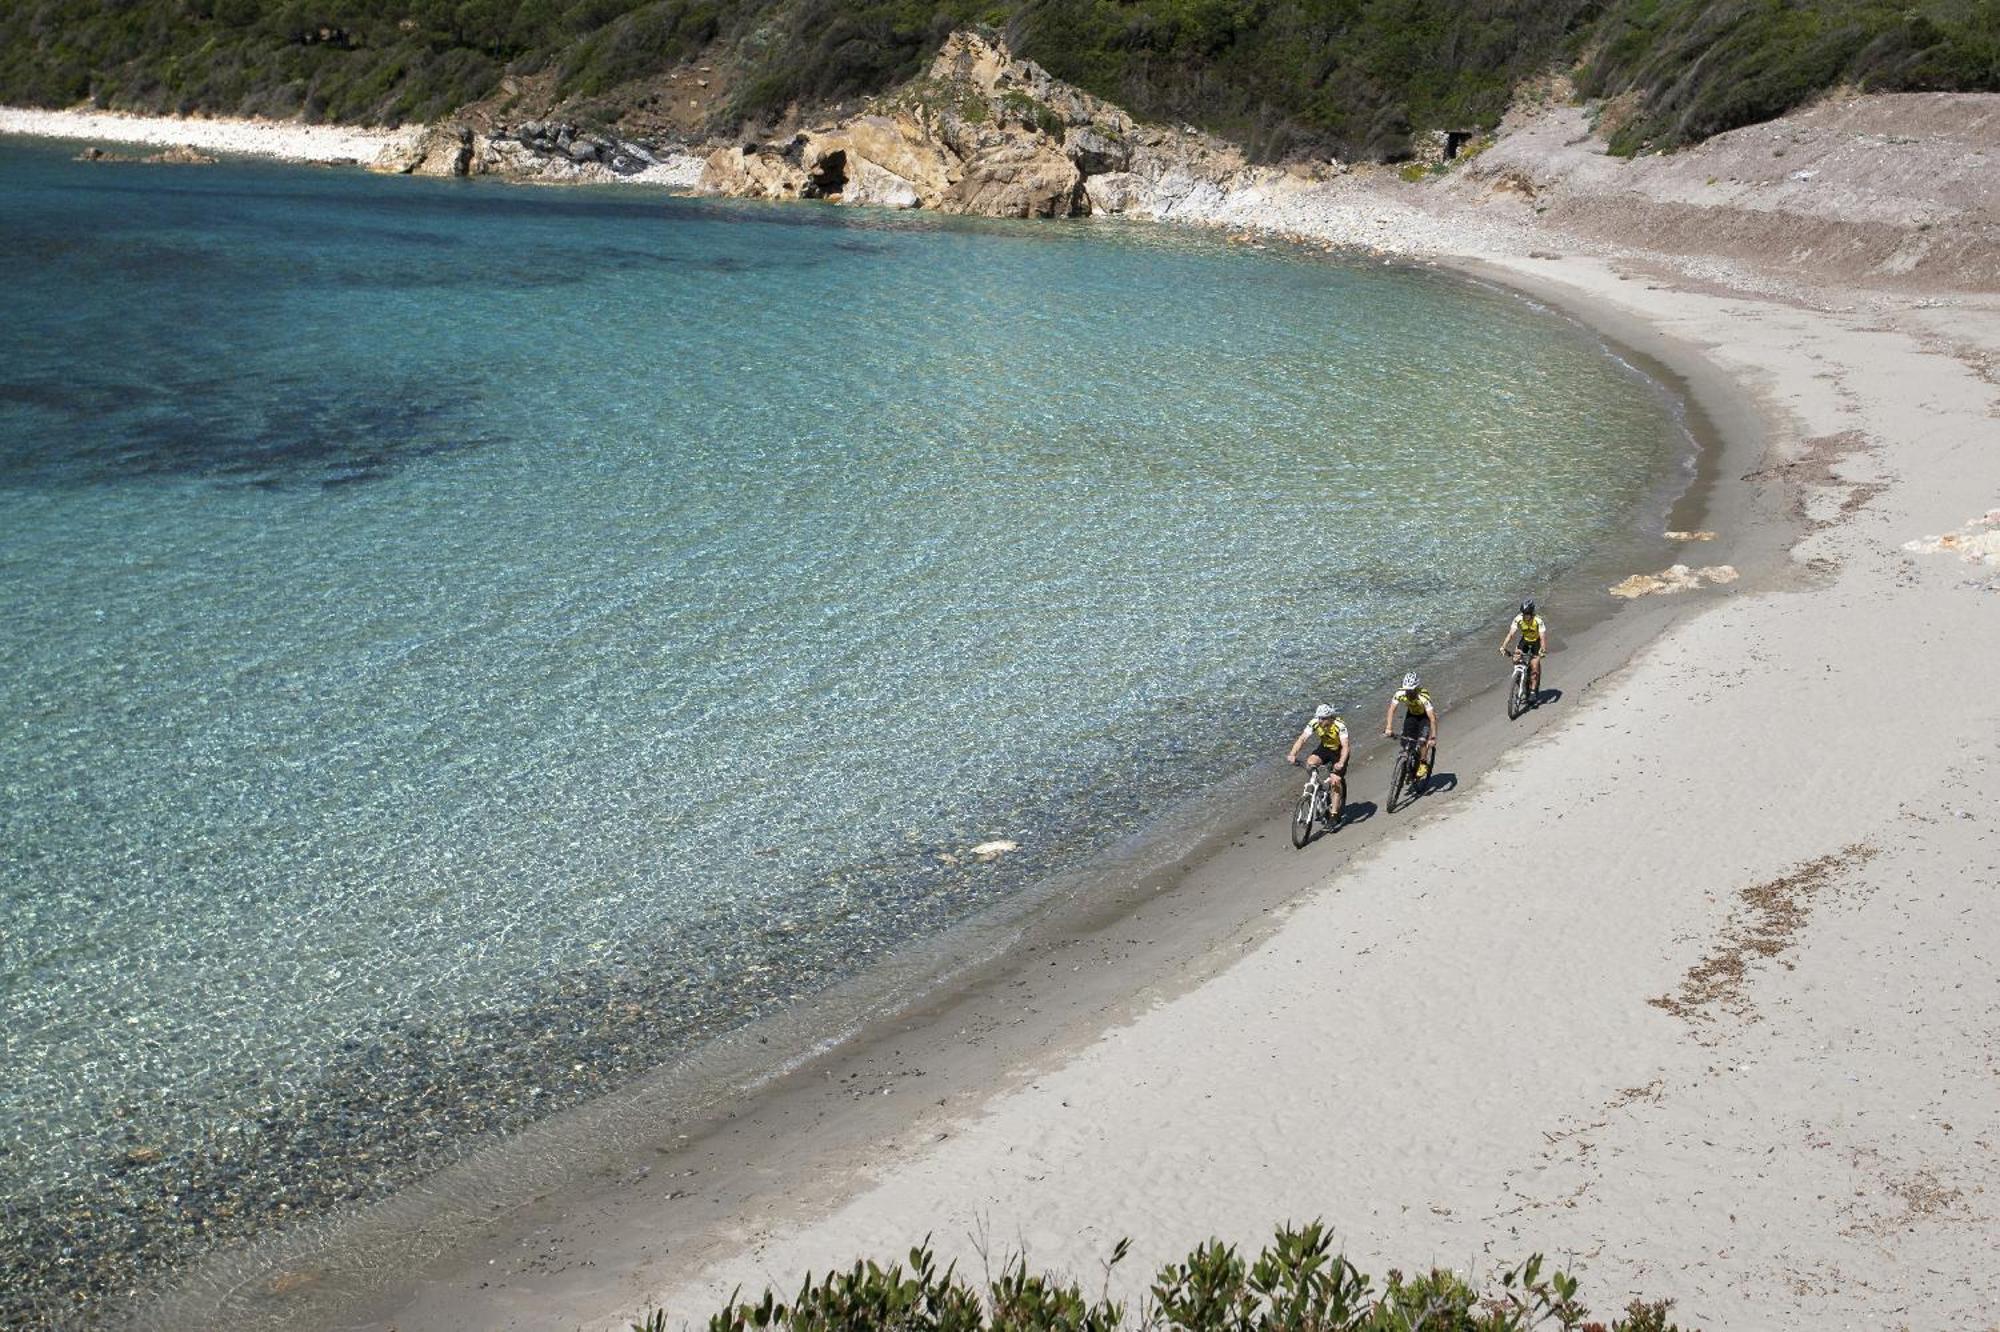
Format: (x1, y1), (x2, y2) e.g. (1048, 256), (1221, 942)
(0, 140), (1686, 1314)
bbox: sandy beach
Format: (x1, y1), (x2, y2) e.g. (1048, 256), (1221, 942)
(10, 94), (1995, 1330)
(313, 256), (1996, 1329)
(346, 107), (1999, 1331)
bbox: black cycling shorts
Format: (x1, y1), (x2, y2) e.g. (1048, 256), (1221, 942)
(1308, 744), (1343, 769)
(1517, 639), (1544, 659)
(1400, 713), (1432, 742)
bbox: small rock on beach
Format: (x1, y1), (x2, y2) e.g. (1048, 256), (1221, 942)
(1609, 563), (1739, 598)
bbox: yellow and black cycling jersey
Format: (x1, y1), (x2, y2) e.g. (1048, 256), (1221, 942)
(1393, 687), (1433, 716)
(1309, 716), (1348, 748)
(1512, 613), (1546, 645)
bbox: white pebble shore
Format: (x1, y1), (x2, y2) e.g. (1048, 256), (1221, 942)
(0, 105), (420, 164)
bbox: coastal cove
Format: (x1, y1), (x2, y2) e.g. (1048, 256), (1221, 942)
(0, 142), (1712, 1327)
(180, 250), (1769, 1332)
(0, 6), (1995, 1311)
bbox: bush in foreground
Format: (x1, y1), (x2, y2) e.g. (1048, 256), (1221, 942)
(634, 1222), (1693, 1332)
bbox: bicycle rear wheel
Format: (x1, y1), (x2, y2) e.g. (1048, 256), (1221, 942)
(1290, 790), (1315, 848)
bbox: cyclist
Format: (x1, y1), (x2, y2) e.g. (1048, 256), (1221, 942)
(1500, 598), (1550, 702)
(1286, 703), (1349, 822)
(1383, 671), (1438, 782)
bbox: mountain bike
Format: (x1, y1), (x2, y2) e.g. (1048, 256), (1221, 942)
(1289, 761), (1343, 848)
(1385, 732), (1427, 813)
(1507, 648), (1532, 720)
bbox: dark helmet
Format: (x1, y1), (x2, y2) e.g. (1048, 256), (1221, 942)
(1520, 598), (1536, 615)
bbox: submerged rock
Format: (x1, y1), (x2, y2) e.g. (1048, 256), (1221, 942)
(74, 143), (217, 165)
(147, 143), (218, 165)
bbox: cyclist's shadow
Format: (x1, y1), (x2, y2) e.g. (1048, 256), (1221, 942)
(1419, 771), (1460, 797)
(1533, 687), (1563, 708)
(1337, 799), (1379, 827)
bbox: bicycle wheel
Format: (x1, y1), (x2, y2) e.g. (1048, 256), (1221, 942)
(1290, 790), (1315, 848)
(1507, 667), (1528, 720)
(1387, 752), (1410, 812)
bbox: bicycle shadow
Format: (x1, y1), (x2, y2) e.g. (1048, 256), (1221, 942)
(1336, 799), (1379, 828)
(1532, 687), (1564, 708)
(1416, 771), (1459, 798)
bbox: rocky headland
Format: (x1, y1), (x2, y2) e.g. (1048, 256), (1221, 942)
(348, 29), (1994, 299)
(370, 31), (1248, 219)
(7, 28), (1990, 297)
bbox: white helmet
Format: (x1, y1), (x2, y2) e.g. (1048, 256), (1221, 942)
(1312, 704), (1337, 721)
(1402, 671), (1421, 691)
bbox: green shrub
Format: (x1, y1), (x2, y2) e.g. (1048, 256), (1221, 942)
(1580, 0), (2000, 154)
(998, 87), (1065, 136)
(637, 1223), (1696, 1332)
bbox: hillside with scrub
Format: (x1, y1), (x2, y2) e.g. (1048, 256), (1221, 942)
(2, 0), (1996, 160)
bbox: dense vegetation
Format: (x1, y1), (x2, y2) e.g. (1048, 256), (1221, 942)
(1, 0), (1995, 158)
(1580, 0), (2000, 154)
(635, 1228), (1697, 1332)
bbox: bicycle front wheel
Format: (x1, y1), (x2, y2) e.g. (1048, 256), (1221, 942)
(1387, 754), (1410, 812)
(1508, 668), (1528, 720)
(1290, 792), (1315, 848)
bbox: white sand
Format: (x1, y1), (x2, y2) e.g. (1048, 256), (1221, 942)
(0, 105), (417, 164)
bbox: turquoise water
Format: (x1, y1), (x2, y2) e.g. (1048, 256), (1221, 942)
(0, 140), (1687, 1317)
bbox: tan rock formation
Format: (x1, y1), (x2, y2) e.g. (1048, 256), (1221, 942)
(615, 29), (1236, 218)
(1083, 171), (1142, 214)
(701, 142), (808, 200)
(372, 124), (478, 177)
(810, 115), (955, 207)
(945, 138), (1083, 218)
(926, 29), (1127, 136)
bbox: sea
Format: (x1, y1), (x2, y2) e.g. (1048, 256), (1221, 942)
(0, 137), (1691, 1323)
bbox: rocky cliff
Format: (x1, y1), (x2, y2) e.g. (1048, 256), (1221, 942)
(373, 31), (1259, 220)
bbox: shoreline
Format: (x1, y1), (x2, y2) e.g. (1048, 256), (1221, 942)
(138, 235), (1774, 1332)
(331, 241), (2000, 1325)
(606, 261), (2000, 1325)
(14, 99), (1994, 1328)
(0, 139), (1696, 1329)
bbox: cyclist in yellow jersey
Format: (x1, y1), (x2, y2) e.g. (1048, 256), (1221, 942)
(1500, 597), (1550, 702)
(1286, 703), (1350, 821)
(1383, 671), (1438, 781)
